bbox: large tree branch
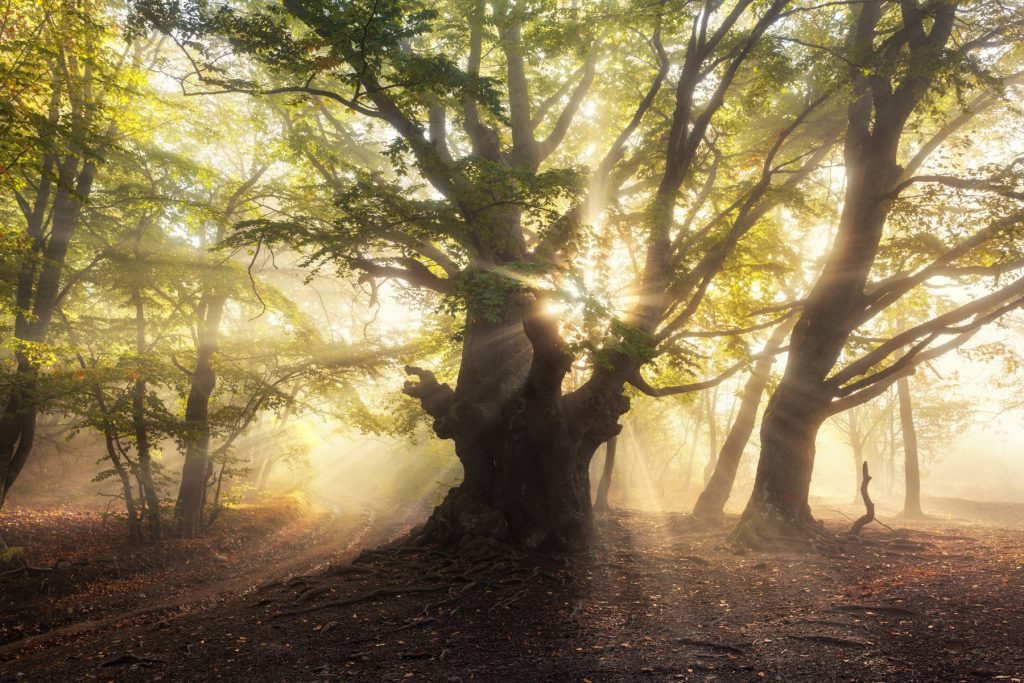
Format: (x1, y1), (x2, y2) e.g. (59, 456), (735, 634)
(825, 326), (984, 416)
(654, 119), (833, 343)
(279, 0), (465, 202)
(499, 16), (539, 168)
(887, 172), (1024, 201)
(402, 365), (455, 428)
(664, 310), (797, 342)
(349, 257), (454, 294)
(860, 209), (1024, 322)
(461, 0), (505, 164)
(378, 231), (461, 277)
(535, 45), (599, 163)
(832, 276), (1024, 388)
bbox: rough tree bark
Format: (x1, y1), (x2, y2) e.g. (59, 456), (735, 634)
(732, 1), (957, 545)
(593, 435), (618, 513)
(404, 298), (628, 552)
(692, 316), (794, 519)
(896, 375), (924, 518)
(171, 168), (264, 536)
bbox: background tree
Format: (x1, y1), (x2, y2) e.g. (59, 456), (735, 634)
(0, 0), (151, 507)
(734, 0), (1024, 545)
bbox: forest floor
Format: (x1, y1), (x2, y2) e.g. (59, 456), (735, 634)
(0, 498), (1021, 682)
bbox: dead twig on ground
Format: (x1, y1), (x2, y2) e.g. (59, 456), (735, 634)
(848, 462), (874, 537)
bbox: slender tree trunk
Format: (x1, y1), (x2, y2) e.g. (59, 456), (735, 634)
(174, 293), (227, 537)
(0, 143), (105, 508)
(693, 317), (793, 518)
(84, 377), (142, 542)
(255, 456), (276, 492)
(683, 418), (699, 492)
(593, 435), (618, 512)
(102, 428), (143, 542)
(702, 387), (719, 485)
(886, 399), (897, 496)
(897, 375), (923, 518)
(848, 408), (865, 503)
(131, 282), (162, 539)
(851, 439), (865, 504)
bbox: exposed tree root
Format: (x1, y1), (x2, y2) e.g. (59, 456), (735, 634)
(294, 585), (331, 604)
(270, 584), (449, 619)
(407, 488), (512, 555)
(788, 634), (872, 647)
(729, 504), (835, 552)
(794, 618), (868, 630)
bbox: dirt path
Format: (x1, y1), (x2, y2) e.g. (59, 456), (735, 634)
(0, 500), (410, 664)
(2, 508), (1021, 682)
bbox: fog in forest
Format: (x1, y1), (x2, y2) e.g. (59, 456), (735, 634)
(3, 0), (1024, 679)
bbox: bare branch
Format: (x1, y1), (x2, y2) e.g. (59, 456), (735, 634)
(536, 46), (599, 162)
(832, 276), (1024, 388)
(628, 347), (788, 397)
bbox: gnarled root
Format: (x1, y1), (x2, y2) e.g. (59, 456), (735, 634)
(729, 504), (835, 552)
(411, 488), (511, 557)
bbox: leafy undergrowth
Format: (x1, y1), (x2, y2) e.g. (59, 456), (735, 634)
(0, 505), (1022, 682)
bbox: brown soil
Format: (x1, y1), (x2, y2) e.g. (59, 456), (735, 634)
(0, 501), (1021, 682)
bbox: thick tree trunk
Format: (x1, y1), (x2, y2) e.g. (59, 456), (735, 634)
(174, 294), (227, 537)
(693, 317), (793, 519)
(593, 435), (618, 512)
(731, 383), (826, 546)
(405, 300), (627, 552)
(897, 376), (923, 518)
(731, 2), (955, 546)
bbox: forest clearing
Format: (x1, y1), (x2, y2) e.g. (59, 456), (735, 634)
(3, 0), (1024, 679)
